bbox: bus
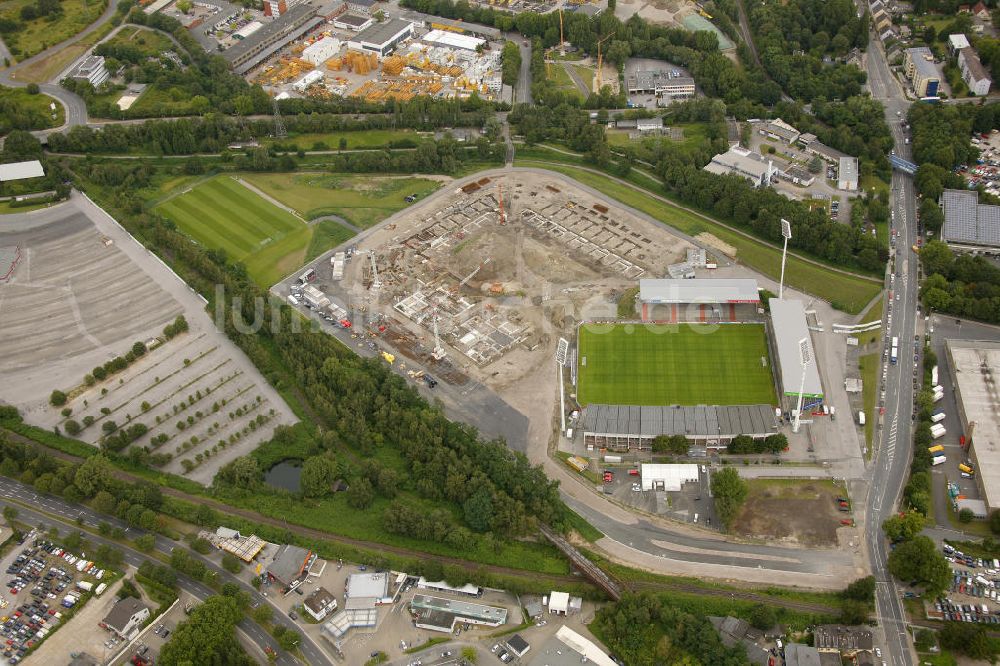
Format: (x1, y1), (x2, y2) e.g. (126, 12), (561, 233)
(892, 336), (899, 348)
(928, 444), (945, 454)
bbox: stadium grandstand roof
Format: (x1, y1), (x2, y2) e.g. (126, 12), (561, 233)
(639, 278), (760, 304)
(941, 189), (1000, 248)
(582, 404), (777, 438)
(768, 298), (823, 398)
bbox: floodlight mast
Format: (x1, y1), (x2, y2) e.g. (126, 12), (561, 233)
(792, 337), (811, 434)
(779, 218), (792, 300)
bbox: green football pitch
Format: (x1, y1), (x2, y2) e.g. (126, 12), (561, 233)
(155, 176), (318, 286)
(577, 323), (777, 406)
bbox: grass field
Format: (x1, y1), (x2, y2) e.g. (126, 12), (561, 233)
(859, 353), (878, 453)
(0, 86), (63, 133)
(513, 151), (883, 314)
(577, 323), (777, 406)
(241, 172), (442, 227)
(154, 175), (348, 286)
(0, 0), (106, 60)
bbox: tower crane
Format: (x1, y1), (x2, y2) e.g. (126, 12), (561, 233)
(595, 31), (615, 93)
(457, 257), (491, 291)
(431, 311), (446, 361)
(368, 250), (381, 292)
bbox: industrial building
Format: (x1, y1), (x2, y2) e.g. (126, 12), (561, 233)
(347, 0), (376, 14)
(223, 4), (323, 75)
(959, 47), (992, 96)
(416, 577), (481, 597)
(409, 594), (507, 633)
(639, 464), (699, 491)
(940, 188), (1000, 251)
(421, 29), (485, 52)
(625, 70), (696, 99)
(71, 55), (109, 87)
(332, 12), (373, 31)
(903, 47), (941, 97)
(526, 626), (616, 666)
(768, 298), (823, 407)
(759, 118), (800, 144)
(703, 146), (777, 187)
(946, 339), (1000, 513)
(265, 544), (315, 590)
(302, 35), (342, 65)
(0, 160), (45, 183)
(581, 404), (778, 451)
(347, 18), (414, 56)
(101, 598), (150, 640)
(638, 278), (760, 322)
(838, 156), (859, 191)
(801, 138), (849, 164)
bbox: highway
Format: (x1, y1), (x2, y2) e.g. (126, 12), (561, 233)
(0, 475), (335, 666)
(863, 35), (919, 666)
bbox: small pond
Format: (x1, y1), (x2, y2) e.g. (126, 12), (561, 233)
(264, 459), (302, 492)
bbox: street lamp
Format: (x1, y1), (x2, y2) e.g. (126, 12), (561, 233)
(779, 218), (792, 300)
(792, 337), (811, 434)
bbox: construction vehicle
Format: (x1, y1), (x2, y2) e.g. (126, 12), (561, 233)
(381, 351), (395, 364)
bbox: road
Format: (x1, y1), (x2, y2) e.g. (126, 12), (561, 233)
(863, 34), (919, 666)
(515, 37), (532, 104)
(0, 476), (334, 666)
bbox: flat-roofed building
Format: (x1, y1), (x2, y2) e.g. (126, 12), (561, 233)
(704, 146), (777, 187)
(347, 18), (414, 56)
(760, 118), (800, 144)
(410, 594), (507, 633)
(526, 626), (616, 666)
(946, 340), (1000, 512)
(903, 47), (941, 97)
(625, 70), (695, 99)
(71, 55), (109, 87)
(639, 278), (760, 307)
(223, 5), (323, 75)
(0, 160), (45, 183)
(838, 156), (859, 191)
(332, 12), (373, 31)
(768, 298), (823, 408)
(302, 35), (342, 65)
(347, 0), (376, 14)
(812, 625), (874, 656)
(421, 28), (484, 51)
(940, 188), (1000, 251)
(640, 464), (699, 491)
(416, 577), (481, 596)
(949, 33), (971, 54)
(959, 47), (992, 96)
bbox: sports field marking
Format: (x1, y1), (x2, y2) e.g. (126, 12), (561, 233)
(577, 323), (777, 406)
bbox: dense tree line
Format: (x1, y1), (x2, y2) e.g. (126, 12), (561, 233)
(591, 594), (750, 666)
(158, 595), (252, 666)
(0, 86), (55, 136)
(47, 101), (490, 155)
(501, 41), (521, 87)
(920, 241), (1000, 323)
(749, 0), (869, 102)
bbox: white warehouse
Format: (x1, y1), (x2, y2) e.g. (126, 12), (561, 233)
(293, 70), (325, 91)
(640, 464), (699, 492)
(302, 36), (342, 65)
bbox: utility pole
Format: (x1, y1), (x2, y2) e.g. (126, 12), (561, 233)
(779, 218), (791, 299)
(272, 96), (286, 139)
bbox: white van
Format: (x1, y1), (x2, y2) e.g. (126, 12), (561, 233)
(288, 295), (299, 306)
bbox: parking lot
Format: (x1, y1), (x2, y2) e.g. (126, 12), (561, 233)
(597, 464), (717, 527)
(932, 544), (1000, 625)
(0, 533), (116, 664)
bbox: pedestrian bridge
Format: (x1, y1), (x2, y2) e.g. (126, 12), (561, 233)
(890, 154), (918, 175)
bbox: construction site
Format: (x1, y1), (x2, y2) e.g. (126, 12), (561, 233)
(284, 172), (696, 410)
(248, 17), (506, 102)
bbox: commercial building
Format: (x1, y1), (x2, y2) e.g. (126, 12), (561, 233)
(416, 577), (481, 597)
(903, 47), (941, 97)
(265, 544), (315, 589)
(223, 5), (323, 75)
(347, 18), (414, 56)
(703, 146), (777, 187)
(320, 604), (378, 640)
(640, 464), (699, 492)
(302, 35), (342, 65)
(768, 298), (823, 406)
(760, 118), (800, 144)
(784, 643), (822, 666)
(547, 590), (581, 615)
(812, 625), (874, 657)
(303, 587), (338, 621)
(940, 188), (1000, 251)
(211, 527), (265, 562)
(526, 626), (616, 666)
(803, 139), (849, 164)
(636, 117), (664, 132)
(346, 571), (391, 604)
(581, 404), (778, 451)
(838, 156), (859, 191)
(347, 0), (376, 14)
(101, 598), (150, 640)
(959, 47), (992, 96)
(0, 160), (45, 183)
(507, 635), (531, 658)
(625, 70), (696, 99)
(71, 55), (109, 87)
(949, 33), (971, 55)
(421, 29), (485, 52)
(409, 594), (507, 633)
(946, 339), (1000, 512)
(332, 12), (373, 31)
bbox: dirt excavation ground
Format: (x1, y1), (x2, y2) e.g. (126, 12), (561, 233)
(0, 194), (297, 485)
(733, 479), (850, 547)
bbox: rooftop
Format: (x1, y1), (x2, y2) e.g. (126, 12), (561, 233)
(347, 572), (390, 599)
(839, 156), (859, 181)
(507, 634), (530, 655)
(639, 464), (699, 491)
(526, 626), (616, 666)
(906, 46), (940, 80)
(266, 544), (312, 584)
(950, 33), (971, 50)
(941, 189), (1000, 248)
(961, 47), (991, 83)
(807, 140), (850, 161)
(304, 587), (338, 615)
(422, 28), (484, 51)
(334, 12), (371, 26)
(763, 118), (800, 141)
(74, 55), (105, 75)
(582, 404), (778, 437)
(768, 298), (823, 398)
(102, 597), (148, 632)
(639, 278), (760, 304)
(705, 147), (774, 181)
(410, 594), (508, 624)
(353, 17), (413, 46)
(812, 624), (874, 652)
(948, 340), (1000, 509)
(785, 643), (822, 666)
(0, 160), (45, 182)
(222, 4), (322, 72)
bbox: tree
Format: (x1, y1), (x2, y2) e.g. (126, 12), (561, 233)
(839, 599), (871, 625)
(92, 490), (117, 515)
(222, 553), (243, 574)
(74, 454), (112, 497)
(215, 456), (261, 489)
(882, 512), (926, 542)
(990, 510), (1000, 535)
(276, 628), (300, 651)
(300, 455), (337, 498)
(919, 240), (954, 278)
(463, 487), (494, 532)
(461, 646), (477, 663)
(748, 603), (776, 630)
(887, 535), (952, 596)
(134, 534), (156, 552)
(346, 477), (374, 509)
(49, 390), (67, 407)
(808, 155), (824, 174)
(710, 468), (748, 530)
(652, 435), (689, 455)
(2, 506), (17, 523)
(252, 604), (272, 624)
(959, 508), (975, 523)
(939, 621), (999, 661)
(842, 575), (876, 603)
(64, 419), (81, 436)
(158, 595), (250, 666)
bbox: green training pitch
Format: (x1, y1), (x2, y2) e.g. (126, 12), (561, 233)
(577, 323), (777, 406)
(154, 175), (317, 286)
